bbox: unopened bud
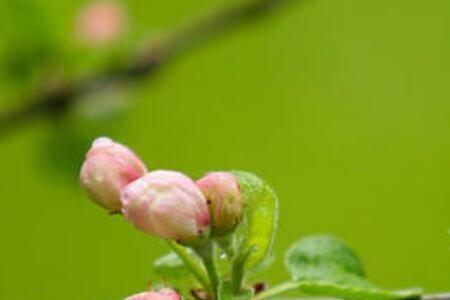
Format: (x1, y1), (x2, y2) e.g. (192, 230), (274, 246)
(80, 137), (147, 212)
(125, 288), (181, 300)
(196, 172), (243, 236)
(121, 170), (210, 244)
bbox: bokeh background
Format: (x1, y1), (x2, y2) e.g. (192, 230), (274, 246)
(0, 0), (449, 299)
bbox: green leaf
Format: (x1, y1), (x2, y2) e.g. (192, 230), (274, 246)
(153, 251), (200, 294)
(154, 252), (191, 279)
(285, 235), (367, 286)
(232, 171), (279, 269)
(284, 235), (421, 300)
(166, 240), (210, 289)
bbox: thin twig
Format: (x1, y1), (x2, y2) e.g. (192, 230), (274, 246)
(0, 0), (298, 135)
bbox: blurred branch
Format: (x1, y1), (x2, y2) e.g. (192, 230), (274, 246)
(0, 0), (298, 135)
(423, 293), (450, 300)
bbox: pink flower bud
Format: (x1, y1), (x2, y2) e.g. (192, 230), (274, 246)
(80, 137), (147, 212)
(121, 170), (210, 244)
(196, 172), (243, 235)
(75, 1), (127, 45)
(125, 288), (181, 300)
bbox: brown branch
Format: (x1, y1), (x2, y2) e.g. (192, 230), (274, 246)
(0, 0), (299, 135)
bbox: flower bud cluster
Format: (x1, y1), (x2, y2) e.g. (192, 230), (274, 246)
(80, 137), (244, 245)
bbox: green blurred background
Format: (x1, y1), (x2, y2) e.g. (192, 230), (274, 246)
(0, 0), (449, 299)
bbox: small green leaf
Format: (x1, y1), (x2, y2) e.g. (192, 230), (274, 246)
(285, 235), (368, 286)
(285, 235), (421, 300)
(154, 252), (191, 279)
(166, 240), (210, 289)
(232, 171), (279, 268)
(153, 251), (200, 294)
